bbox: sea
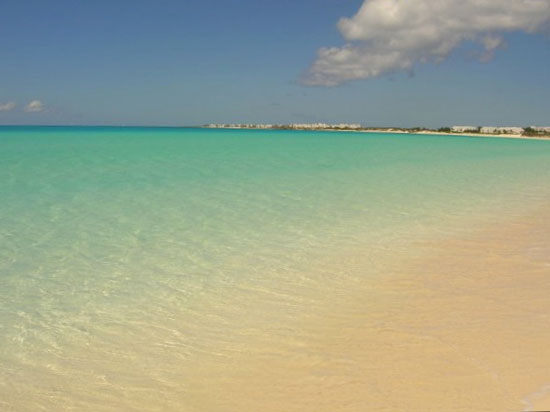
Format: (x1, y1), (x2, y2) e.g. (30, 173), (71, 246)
(1, 126), (550, 411)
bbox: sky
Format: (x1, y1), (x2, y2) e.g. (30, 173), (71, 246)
(1, 0), (549, 127)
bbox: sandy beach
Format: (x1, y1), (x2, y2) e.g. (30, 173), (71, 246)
(180, 200), (550, 412)
(413, 130), (550, 141)
(358, 129), (550, 141)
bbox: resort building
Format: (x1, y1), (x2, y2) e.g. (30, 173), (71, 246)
(480, 127), (525, 134)
(531, 126), (550, 133)
(451, 126), (479, 132)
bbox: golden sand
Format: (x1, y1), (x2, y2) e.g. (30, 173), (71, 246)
(3, 206), (548, 412)
(183, 205), (550, 412)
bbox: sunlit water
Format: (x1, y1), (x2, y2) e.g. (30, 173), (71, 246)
(1, 127), (550, 411)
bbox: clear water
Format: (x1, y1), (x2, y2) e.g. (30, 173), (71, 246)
(1, 127), (550, 411)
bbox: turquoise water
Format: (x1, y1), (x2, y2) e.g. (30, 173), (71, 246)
(1, 127), (550, 411)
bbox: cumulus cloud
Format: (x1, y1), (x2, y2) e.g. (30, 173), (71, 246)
(24, 100), (45, 112)
(0, 102), (16, 111)
(304, 0), (550, 86)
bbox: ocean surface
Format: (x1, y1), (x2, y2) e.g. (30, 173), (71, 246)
(1, 126), (550, 411)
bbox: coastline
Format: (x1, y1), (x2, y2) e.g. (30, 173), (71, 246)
(408, 130), (550, 141)
(203, 126), (550, 141)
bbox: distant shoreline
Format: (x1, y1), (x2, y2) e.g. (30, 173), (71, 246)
(368, 129), (550, 141)
(202, 125), (550, 141)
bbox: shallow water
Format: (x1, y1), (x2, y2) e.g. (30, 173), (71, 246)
(1, 127), (549, 411)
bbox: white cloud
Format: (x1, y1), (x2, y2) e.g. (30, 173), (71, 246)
(0, 102), (16, 111)
(24, 100), (45, 112)
(304, 0), (550, 86)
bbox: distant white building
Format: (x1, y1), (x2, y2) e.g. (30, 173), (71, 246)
(451, 126), (479, 132)
(289, 123), (361, 130)
(530, 126), (550, 133)
(333, 123), (362, 129)
(480, 126), (524, 134)
(291, 123), (330, 129)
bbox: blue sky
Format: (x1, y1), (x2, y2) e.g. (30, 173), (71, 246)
(1, 0), (549, 127)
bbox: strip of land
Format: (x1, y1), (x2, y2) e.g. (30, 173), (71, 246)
(204, 123), (550, 140)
